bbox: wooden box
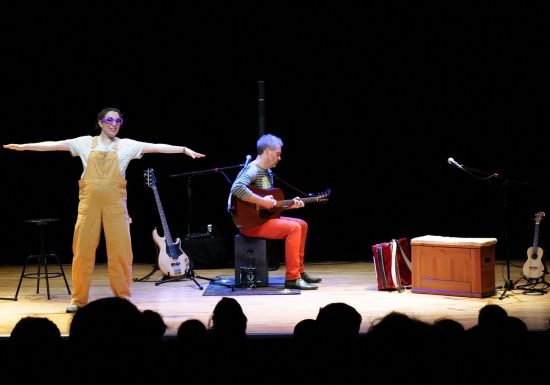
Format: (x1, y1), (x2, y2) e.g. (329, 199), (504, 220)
(411, 235), (497, 298)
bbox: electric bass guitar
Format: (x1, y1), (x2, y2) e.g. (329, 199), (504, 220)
(231, 185), (330, 228)
(522, 211), (545, 279)
(144, 168), (190, 277)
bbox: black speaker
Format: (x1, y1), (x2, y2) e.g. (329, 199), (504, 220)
(234, 235), (269, 287)
(180, 236), (229, 269)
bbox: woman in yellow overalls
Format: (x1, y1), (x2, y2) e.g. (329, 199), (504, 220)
(3, 107), (205, 313)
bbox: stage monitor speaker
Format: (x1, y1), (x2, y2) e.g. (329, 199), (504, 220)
(181, 236), (229, 269)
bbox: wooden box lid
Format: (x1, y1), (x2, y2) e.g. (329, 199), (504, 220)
(411, 235), (497, 247)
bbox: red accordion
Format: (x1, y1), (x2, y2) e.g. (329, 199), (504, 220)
(372, 238), (412, 291)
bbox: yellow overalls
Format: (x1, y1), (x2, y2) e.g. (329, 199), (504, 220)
(70, 136), (133, 307)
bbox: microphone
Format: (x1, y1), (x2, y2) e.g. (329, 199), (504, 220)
(447, 157), (463, 169)
(243, 154), (252, 168)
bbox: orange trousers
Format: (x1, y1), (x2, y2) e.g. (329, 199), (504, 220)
(240, 216), (308, 280)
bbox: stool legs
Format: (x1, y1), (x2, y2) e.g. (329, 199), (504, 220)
(15, 255), (32, 301)
(16, 218), (70, 300)
(47, 253), (71, 295)
(38, 255), (44, 296)
(15, 253), (71, 300)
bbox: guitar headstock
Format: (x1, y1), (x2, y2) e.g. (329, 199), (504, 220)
(535, 211), (545, 224)
(316, 188), (331, 203)
(144, 168), (157, 188)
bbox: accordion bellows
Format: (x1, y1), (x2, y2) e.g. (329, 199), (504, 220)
(372, 238), (412, 291)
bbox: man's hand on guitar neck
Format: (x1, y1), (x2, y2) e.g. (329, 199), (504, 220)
(287, 197), (304, 209)
(256, 195), (304, 210)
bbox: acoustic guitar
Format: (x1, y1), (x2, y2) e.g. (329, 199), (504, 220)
(522, 211), (545, 279)
(231, 185), (330, 228)
(144, 168), (190, 277)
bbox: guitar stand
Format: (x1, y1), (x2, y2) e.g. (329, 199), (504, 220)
(154, 267), (204, 289)
(154, 265), (235, 290)
(133, 263), (207, 289)
(514, 274), (549, 295)
(133, 264), (162, 282)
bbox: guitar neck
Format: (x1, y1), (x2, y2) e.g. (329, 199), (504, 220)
(276, 196), (322, 208)
(152, 186), (174, 244)
(532, 223), (540, 254)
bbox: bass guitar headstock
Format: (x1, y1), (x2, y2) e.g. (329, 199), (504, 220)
(144, 168), (157, 188)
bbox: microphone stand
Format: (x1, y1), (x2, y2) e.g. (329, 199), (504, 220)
(166, 163), (246, 290)
(170, 163), (246, 240)
(494, 175), (530, 299)
(451, 162), (526, 300)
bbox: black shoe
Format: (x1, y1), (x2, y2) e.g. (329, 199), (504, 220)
(301, 272), (322, 283)
(285, 278), (318, 290)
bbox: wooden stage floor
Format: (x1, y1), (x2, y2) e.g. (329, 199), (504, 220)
(1, 260), (549, 337)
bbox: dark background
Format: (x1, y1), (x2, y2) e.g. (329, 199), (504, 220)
(1, 2), (548, 269)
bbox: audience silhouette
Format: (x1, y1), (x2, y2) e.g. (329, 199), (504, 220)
(10, 315), (62, 344)
(142, 309), (167, 342)
(206, 297), (253, 380)
(365, 311), (436, 383)
(316, 302), (362, 342)
(68, 297), (150, 384)
(175, 318), (209, 380)
(293, 318), (318, 343)
(2, 297), (547, 384)
(207, 296), (248, 343)
(177, 318), (208, 345)
(7, 316), (64, 385)
(311, 303), (364, 383)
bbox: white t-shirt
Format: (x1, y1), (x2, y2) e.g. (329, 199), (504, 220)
(66, 136), (144, 178)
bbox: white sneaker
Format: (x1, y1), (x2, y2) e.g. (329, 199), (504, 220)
(66, 304), (80, 313)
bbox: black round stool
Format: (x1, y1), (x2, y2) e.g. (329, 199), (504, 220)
(15, 218), (71, 300)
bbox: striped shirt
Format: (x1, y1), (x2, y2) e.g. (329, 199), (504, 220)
(230, 163), (274, 200)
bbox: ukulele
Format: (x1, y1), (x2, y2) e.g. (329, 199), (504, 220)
(144, 168), (190, 277)
(231, 185), (330, 228)
(522, 211), (545, 279)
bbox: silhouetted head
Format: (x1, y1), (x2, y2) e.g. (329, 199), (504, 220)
(208, 297), (247, 339)
(316, 302), (362, 341)
(69, 296), (146, 346)
(477, 304), (508, 328)
(293, 318), (319, 342)
(10, 316), (61, 344)
(142, 309), (167, 341)
(177, 318), (208, 344)
(433, 318), (465, 335)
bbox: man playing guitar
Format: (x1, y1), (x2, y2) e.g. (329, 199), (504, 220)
(229, 134), (322, 290)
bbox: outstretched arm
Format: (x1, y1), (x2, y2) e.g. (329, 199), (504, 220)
(141, 143), (206, 159)
(3, 141), (70, 152)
